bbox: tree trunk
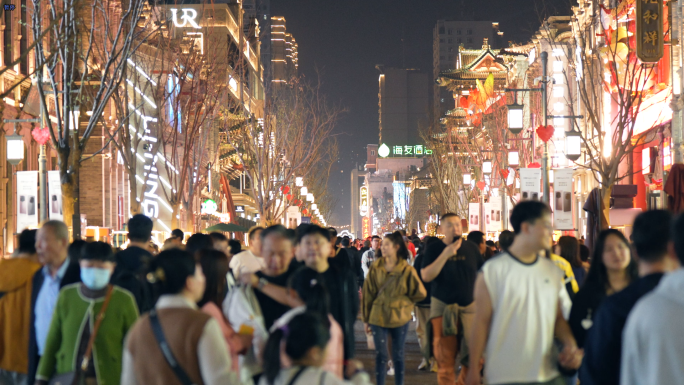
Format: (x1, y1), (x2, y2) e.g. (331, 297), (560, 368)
(184, 200), (194, 233)
(171, 202), (180, 229)
(60, 145), (82, 239)
(127, 168), (141, 215)
(601, 184), (613, 229)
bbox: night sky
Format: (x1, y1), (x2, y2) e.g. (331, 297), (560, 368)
(271, 0), (571, 226)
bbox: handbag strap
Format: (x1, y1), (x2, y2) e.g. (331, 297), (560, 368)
(376, 265), (408, 297)
(286, 366), (307, 385)
(149, 310), (196, 385)
(80, 285), (114, 371)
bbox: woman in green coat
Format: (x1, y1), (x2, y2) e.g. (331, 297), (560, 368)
(35, 242), (139, 385)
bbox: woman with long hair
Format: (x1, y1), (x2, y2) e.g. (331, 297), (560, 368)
(569, 229), (638, 349)
(555, 236), (586, 287)
(362, 231), (427, 385)
(197, 248), (252, 373)
(261, 312), (371, 385)
(121, 249), (238, 385)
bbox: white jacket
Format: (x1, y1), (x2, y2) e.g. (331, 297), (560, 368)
(360, 249), (376, 278)
(621, 268), (684, 385)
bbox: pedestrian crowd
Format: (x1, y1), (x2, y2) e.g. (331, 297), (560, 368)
(0, 203), (682, 385)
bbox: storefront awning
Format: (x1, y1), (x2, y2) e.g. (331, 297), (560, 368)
(633, 87), (672, 136)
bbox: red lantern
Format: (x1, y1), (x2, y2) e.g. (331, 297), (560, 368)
(536, 125), (555, 143)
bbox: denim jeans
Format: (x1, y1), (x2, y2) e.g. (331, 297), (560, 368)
(370, 323), (409, 385)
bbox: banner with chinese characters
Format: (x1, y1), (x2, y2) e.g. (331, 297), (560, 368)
(636, 0), (663, 62)
(468, 202), (481, 232)
(360, 186), (368, 216)
(553, 169), (575, 230)
(362, 217), (371, 239)
(16, 171), (38, 232)
(484, 199), (502, 233)
(520, 168), (542, 201)
(48, 170), (63, 221)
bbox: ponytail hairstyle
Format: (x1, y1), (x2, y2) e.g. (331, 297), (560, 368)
(263, 312), (331, 385)
(288, 267), (331, 328)
(147, 249), (196, 300)
(377, 231), (410, 260)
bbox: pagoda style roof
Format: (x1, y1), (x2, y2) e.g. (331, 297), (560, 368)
(436, 39), (513, 89)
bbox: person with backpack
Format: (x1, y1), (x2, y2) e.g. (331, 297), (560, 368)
(260, 312), (371, 385)
(362, 231), (426, 385)
(111, 214), (155, 313)
(35, 242), (138, 385)
(121, 249), (238, 385)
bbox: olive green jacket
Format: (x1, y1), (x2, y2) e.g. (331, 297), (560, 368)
(36, 284), (139, 385)
(362, 258), (426, 328)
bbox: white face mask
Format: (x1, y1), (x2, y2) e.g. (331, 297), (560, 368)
(80, 267), (111, 290)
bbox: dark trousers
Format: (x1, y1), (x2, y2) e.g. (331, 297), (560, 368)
(370, 323), (409, 385)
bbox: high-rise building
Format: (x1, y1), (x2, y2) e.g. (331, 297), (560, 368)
(243, 0), (272, 82)
(377, 67), (429, 150)
(433, 20), (503, 119)
(271, 16), (298, 85)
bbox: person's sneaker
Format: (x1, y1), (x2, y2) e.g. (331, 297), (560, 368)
(430, 358), (438, 372)
(387, 360), (395, 376)
(418, 358), (428, 371)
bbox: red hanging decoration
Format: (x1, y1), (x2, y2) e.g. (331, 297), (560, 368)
(285, 194), (292, 201)
(536, 125), (555, 143)
(281, 186), (290, 194)
(476, 181), (486, 190)
(32, 127), (51, 145)
(527, 162), (542, 168)
(500, 169), (510, 180)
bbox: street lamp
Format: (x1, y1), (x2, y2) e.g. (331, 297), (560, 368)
(482, 160), (492, 175)
(311, 203), (318, 211)
(306, 193), (314, 203)
(507, 103), (524, 135)
(463, 172), (471, 185)
(565, 129), (582, 161)
(6, 132), (24, 166)
(301, 186), (308, 196)
(295, 177), (303, 187)
(508, 150), (519, 167)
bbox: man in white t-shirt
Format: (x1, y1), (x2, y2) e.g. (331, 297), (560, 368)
(361, 235), (380, 278)
(467, 201), (582, 385)
(229, 226), (265, 275)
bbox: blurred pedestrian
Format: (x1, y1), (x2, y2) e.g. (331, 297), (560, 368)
(580, 211), (676, 385)
(466, 231), (486, 258)
(555, 236), (586, 287)
(197, 249), (251, 373)
(498, 230), (514, 252)
(621, 214), (684, 385)
(0, 230), (41, 385)
(28, 221), (81, 385)
(209, 232), (229, 254)
(260, 312), (371, 385)
(362, 231), (426, 385)
(422, 214), (483, 385)
(121, 249), (238, 385)
(110, 214), (155, 313)
(271, 267), (344, 379)
(361, 236), (380, 278)
(467, 201), (582, 385)
(413, 236), (439, 371)
(185, 233), (214, 256)
(230, 226), (265, 275)
(170, 229), (185, 246)
(35, 242), (138, 385)
(569, 229), (637, 350)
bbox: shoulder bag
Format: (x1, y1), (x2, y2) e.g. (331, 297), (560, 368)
(49, 285), (114, 385)
(149, 309), (197, 385)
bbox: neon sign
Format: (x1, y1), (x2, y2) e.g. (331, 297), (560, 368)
(378, 143), (433, 157)
(201, 199), (218, 215)
(359, 186), (368, 216)
(170, 8), (201, 29)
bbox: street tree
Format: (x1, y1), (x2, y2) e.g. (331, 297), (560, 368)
(30, 0), (149, 236)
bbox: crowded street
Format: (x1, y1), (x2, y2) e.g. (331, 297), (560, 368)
(1, 0), (684, 385)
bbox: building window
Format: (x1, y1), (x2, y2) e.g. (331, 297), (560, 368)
(439, 38), (444, 43)
(457, 38), (462, 44)
(457, 30), (462, 35)
(467, 38), (473, 44)
(439, 27), (445, 34)
(467, 29), (473, 35)
(371, 150), (375, 156)
(447, 29), (452, 35)
(448, 47), (454, 52)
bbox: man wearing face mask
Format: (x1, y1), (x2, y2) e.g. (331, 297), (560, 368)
(34, 242), (139, 385)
